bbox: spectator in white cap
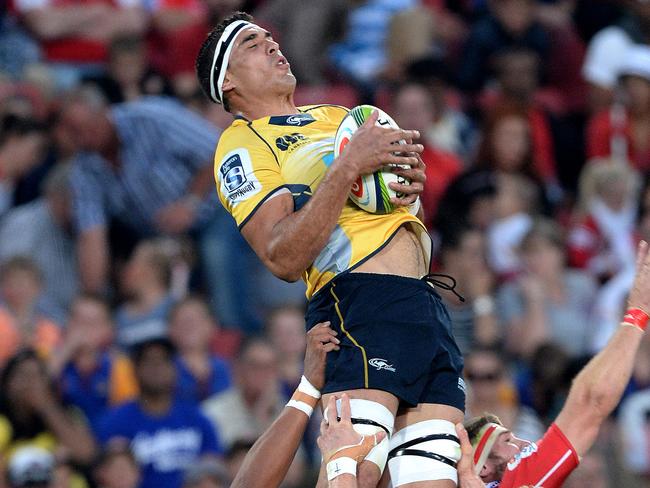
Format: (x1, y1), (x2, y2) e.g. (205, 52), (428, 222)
(7, 446), (54, 488)
(587, 44), (650, 171)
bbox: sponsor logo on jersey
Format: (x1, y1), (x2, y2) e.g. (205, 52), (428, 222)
(506, 442), (538, 471)
(276, 133), (306, 151)
(368, 358), (396, 372)
(219, 148), (261, 203)
(269, 113), (316, 126)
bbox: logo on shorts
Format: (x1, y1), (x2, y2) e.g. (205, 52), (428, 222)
(368, 358), (396, 372)
(458, 377), (467, 394)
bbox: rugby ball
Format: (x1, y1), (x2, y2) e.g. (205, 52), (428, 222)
(334, 105), (410, 214)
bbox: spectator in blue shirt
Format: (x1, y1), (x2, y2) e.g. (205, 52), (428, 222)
(169, 296), (232, 403)
(98, 338), (221, 488)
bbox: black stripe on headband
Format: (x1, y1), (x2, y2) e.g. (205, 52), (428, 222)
(211, 21), (250, 103)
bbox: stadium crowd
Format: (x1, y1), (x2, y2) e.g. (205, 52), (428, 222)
(0, 0), (650, 486)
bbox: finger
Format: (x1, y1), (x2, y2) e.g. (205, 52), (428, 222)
(361, 110), (379, 127)
(455, 423), (473, 456)
(382, 155), (420, 167)
(312, 330), (341, 344)
(390, 194), (418, 207)
(392, 143), (423, 154)
(339, 393), (353, 424)
(373, 431), (387, 445)
(641, 240), (650, 268)
(399, 129), (420, 141)
(389, 181), (423, 195)
(321, 342), (340, 352)
(325, 396), (338, 425)
(320, 418), (328, 436)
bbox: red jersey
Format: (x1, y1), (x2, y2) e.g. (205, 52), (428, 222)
(495, 424), (579, 488)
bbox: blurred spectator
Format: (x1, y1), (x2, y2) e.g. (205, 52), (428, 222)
(464, 347), (518, 429)
(434, 169), (498, 233)
(265, 306), (305, 393)
(49, 294), (137, 431)
(182, 458), (230, 488)
(169, 296), (232, 403)
(392, 81), (463, 220)
(486, 47), (561, 198)
(582, 0), (650, 113)
(98, 338), (221, 488)
(6, 446), (55, 488)
(0, 114), (48, 216)
(83, 35), (173, 104)
(436, 224), (499, 354)
(12, 0), (147, 90)
(563, 450), (608, 488)
(457, 0), (550, 93)
(255, 0), (350, 85)
(497, 218), (598, 359)
(202, 338), (283, 450)
(568, 160), (638, 279)
(329, 0), (419, 89)
(0, 257), (60, 365)
(0, 350), (97, 466)
(487, 173), (540, 278)
(0, 164), (77, 315)
(92, 439), (140, 488)
(0, 7), (40, 79)
(405, 57), (478, 162)
(115, 239), (176, 349)
(586, 45), (650, 171)
(477, 103), (554, 201)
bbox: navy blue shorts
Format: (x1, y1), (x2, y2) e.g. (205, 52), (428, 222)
(305, 272), (465, 411)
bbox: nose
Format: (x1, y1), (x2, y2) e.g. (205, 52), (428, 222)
(267, 39), (278, 55)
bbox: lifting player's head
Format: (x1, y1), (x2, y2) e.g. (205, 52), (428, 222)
(196, 12), (295, 113)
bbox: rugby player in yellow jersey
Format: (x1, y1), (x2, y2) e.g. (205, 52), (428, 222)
(196, 12), (465, 488)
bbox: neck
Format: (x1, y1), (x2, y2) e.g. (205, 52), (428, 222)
(140, 392), (172, 415)
(235, 93), (297, 121)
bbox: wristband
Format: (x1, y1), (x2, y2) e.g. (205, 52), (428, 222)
(286, 375), (320, 418)
(326, 457), (357, 481)
(622, 307), (649, 332)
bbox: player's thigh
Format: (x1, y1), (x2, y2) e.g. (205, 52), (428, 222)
(394, 403), (464, 432)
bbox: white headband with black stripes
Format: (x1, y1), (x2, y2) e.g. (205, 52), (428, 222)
(209, 20), (253, 104)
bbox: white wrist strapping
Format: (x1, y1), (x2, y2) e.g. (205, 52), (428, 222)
(408, 197), (421, 215)
(326, 457), (357, 481)
(286, 375), (321, 418)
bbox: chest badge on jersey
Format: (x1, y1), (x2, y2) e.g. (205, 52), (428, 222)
(219, 148), (261, 203)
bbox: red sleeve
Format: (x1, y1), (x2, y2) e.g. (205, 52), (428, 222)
(499, 424), (579, 488)
(567, 215), (599, 269)
(586, 111), (612, 160)
(528, 109), (557, 182)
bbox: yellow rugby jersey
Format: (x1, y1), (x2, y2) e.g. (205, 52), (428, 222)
(213, 104), (431, 298)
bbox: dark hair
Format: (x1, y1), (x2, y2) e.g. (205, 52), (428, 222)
(195, 11), (254, 112)
(0, 114), (45, 146)
(463, 413), (504, 445)
(0, 350), (51, 440)
(168, 294), (213, 324)
(130, 338), (176, 364)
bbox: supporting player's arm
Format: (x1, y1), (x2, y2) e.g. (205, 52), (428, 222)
(242, 111), (424, 281)
(554, 241), (650, 456)
(230, 323), (340, 488)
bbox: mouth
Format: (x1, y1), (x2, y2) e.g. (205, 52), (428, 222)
(276, 56), (290, 68)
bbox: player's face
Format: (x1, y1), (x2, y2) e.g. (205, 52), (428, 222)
(480, 431), (531, 483)
(224, 26), (295, 103)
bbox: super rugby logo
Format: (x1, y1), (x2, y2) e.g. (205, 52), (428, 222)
(368, 358), (396, 372)
(219, 148), (261, 203)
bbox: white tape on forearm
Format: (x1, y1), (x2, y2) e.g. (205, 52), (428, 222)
(286, 399), (314, 417)
(298, 375), (321, 399)
(408, 197), (421, 215)
(326, 457), (357, 481)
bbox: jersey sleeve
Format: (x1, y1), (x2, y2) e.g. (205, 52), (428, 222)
(500, 423), (579, 488)
(213, 125), (288, 230)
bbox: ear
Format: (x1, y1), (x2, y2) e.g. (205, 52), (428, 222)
(221, 71), (236, 95)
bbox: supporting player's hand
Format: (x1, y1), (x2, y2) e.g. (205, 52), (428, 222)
(628, 240), (650, 313)
(304, 322), (340, 390)
(389, 152), (426, 206)
(337, 110), (423, 180)
(318, 394), (386, 462)
(455, 423), (487, 488)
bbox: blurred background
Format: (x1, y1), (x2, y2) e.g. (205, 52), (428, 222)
(1, 0), (650, 486)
